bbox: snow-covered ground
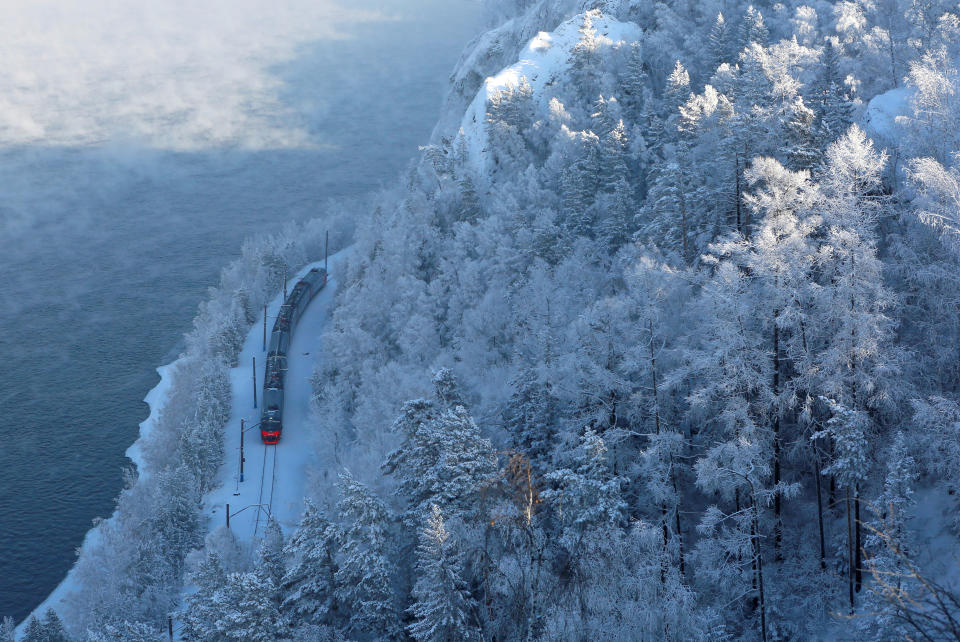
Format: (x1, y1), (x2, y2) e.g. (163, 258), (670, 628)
(201, 251), (345, 543)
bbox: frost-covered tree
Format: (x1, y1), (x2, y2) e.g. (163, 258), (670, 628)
(741, 5), (770, 48)
(384, 392), (496, 525)
(814, 125), (896, 413)
(408, 505), (479, 642)
(568, 11), (603, 101)
(898, 49), (960, 162)
(863, 431), (918, 634)
(281, 499), (340, 627)
(622, 42), (650, 116)
(256, 517), (285, 593)
(907, 155), (960, 254)
(0, 618), (14, 642)
(214, 571), (284, 642)
(783, 97), (821, 172)
(814, 398), (870, 611)
(709, 12), (733, 70)
(561, 132), (601, 237)
(432, 367), (465, 410)
(21, 611), (69, 642)
(665, 60), (691, 115)
(544, 428), (626, 532)
(86, 621), (165, 642)
(599, 120), (629, 192)
(423, 406), (498, 518)
(505, 367), (561, 465)
(813, 40), (853, 147)
(334, 472), (401, 640)
(642, 159), (691, 261)
(179, 551), (228, 642)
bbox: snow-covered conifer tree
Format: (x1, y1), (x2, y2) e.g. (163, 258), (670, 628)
(0, 618), (13, 642)
(250, 517), (285, 618)
(86, 621), (164, 642)
(665, 60), (691, 115)
(544, 428), (625, 532)
(214, 571), (283, 642)
(22, 611), (69, 642)
(741, 5), (770, 48)
(432, 367), (465, 410)
(813, 40), (853, 146)
(814, 126), (895, 413)
(281, 499), (340, 627)
(505, 367), (560, 465)
(599, 177), (634, 252)
(622, 42), (649, 116)
(334, 472), (401, 640)
(783, 97), (821, 172)
(599, 120), (629, 193)
(709, 12), (732, 70)
(179, 551), (227, 642)
(408, 505), (479, 642)
(568, 11), (603, 101)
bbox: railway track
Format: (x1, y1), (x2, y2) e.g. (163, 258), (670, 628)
(253, 444), (278, 539)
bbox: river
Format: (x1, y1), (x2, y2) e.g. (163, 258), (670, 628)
(0, 0), (479, 622)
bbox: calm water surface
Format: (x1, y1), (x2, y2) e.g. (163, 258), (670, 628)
(0, 0), (479, 621)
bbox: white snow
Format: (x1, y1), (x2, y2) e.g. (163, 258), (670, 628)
(455, 12), (641, 176)
(125, 361), (181, 478)
(862, 86), (913, 147)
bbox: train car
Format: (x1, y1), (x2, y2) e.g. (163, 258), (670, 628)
(259, 267), (327, 443)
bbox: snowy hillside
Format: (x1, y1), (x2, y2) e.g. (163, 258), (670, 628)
(457, 12), (641, 176)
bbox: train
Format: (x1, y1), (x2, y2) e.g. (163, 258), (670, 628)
(260, 267), (327, 444)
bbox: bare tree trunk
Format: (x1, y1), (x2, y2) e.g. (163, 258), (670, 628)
(814, 448), (827, 570)
(736, 155), (743, 234)
(847, 487), (855, 613)
(772, 316), (783, 559)
(675, 504), (685, 579)
(855, 484), (863, 593)
(752, 497), (768, 642)
(680, 187), (688, 263)
(651, 324), (670, 584)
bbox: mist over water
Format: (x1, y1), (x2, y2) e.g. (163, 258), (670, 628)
(0, 0), (479, 621)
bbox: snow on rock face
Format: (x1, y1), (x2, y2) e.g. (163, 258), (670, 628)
(861, 86), (913, 148)
(456, 12), (641, 177)
(431, 0), (597, 142)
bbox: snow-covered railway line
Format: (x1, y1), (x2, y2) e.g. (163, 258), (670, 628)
(203, 252), (345, 548)
(252, 442), (278, 539)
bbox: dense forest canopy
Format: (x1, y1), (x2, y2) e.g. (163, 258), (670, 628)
(12, 0), (960, 639)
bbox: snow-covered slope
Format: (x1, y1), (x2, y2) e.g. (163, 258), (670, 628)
(456, 12), (640, 176)
(431, 0), (586, 141)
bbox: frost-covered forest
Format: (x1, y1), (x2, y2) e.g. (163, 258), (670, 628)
(11, 0), (960, 639)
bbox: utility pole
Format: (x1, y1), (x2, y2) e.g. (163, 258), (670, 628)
(226, 503), (230, 528)
(283, 270), (287, 298)
(325, 230), (329, 273)
(252, 357), (257, 409)
(240, 418), (245, 483)
(263, 304), (267, 351)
